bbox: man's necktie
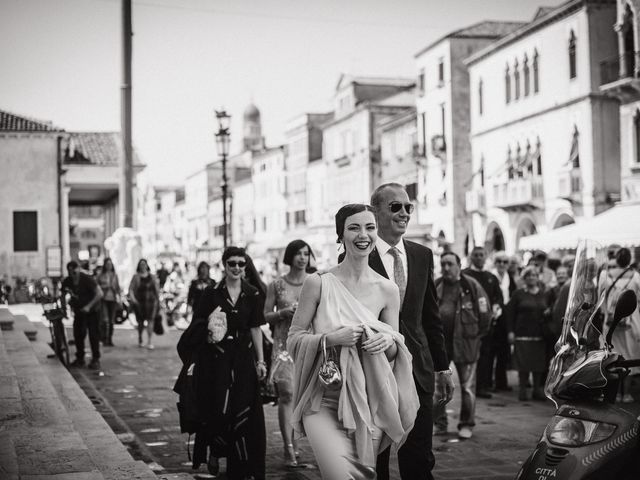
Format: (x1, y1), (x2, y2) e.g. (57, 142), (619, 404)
(389, 246), (406, 308)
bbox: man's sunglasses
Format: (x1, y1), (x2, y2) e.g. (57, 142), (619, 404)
(495, 259), (508, 264)
(227, 261), (246, 268)
(389, 201), (414, 214)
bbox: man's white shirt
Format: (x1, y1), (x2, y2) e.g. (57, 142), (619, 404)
(376, 236), (408, 286)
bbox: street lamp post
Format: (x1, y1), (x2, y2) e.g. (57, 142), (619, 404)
(215, 110), (231, 249)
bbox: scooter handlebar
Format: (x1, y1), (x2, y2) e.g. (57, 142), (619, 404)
(613, 359), (640, 368)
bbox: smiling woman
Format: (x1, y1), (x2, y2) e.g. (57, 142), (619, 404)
(287, 202), (419, 480)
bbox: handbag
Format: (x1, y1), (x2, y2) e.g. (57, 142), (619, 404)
(207, 308), (227, 343)
(153, 313), (164, 335)
(318, 334), (342, 389)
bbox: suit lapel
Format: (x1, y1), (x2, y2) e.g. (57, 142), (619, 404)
(369, 247), (389, 279)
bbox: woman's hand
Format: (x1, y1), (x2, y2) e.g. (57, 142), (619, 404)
(362, 332), (395, 355)
(508, 332), (515, 344)
(278, 306), (296, 321)
(255, 361), (267, 380)
(327, 325), (364, 347)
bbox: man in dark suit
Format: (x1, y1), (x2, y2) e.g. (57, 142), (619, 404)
(370, 183), (454, 480)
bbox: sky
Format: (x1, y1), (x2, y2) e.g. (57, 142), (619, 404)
(0, 0), (564, 185)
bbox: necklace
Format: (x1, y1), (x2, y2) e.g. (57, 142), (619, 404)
(284, 273), (306, 287)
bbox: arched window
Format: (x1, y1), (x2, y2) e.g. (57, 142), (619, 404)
(478, 79), (483, 115)
(516, 143), (523, 177)
(514, 60), (520, 100)
(480, 156), (485, 187)
(569, 30), (577, 79)
(533, 49), (540, 93)
(526, 141), (533, 176)
(536, 138), (543, 176)
(505, 65), (511, 104)
(523, 54), (530, 96)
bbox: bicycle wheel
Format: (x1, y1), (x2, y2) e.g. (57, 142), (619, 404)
(53, 320), (70, 367)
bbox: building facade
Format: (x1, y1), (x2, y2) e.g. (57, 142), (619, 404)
(467, 0), (620, 253)
(414, 20), (525, 255)
(601, 0), (640, 203)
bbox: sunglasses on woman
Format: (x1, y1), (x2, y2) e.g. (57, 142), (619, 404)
(227, 261), (246, 268)
(388, 201), (415, 214)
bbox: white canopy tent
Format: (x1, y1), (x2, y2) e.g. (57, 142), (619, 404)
(519, 202), (640, 251)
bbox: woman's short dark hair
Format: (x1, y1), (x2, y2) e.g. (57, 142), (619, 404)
(136, 259), (149, 273)
(222, 246), (246, 264)
(103, 257), (114, 272)
(335, 204), (375, 243)
(197, 261), (210, 275)
(283, 239), (315, 267)
(616, 247), (632, 268)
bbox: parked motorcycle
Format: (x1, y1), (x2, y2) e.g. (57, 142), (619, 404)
(160, 290), (187, 327)
(516, 240), (640, 480)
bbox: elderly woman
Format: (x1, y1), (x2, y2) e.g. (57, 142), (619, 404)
(506, 266), (550, 401)
(288, 204), (419, 479)
(175, 246), (267, 479)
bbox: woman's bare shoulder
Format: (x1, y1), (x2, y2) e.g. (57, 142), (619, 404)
(369, 269), (398, 291)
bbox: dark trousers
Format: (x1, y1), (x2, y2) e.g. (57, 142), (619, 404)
(73, 310), (100, 361)
(491, 316), (511, 389)
(376, 393), (434, 480)
(476, 335), (493, 392)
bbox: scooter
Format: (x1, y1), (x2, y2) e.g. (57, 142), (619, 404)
(516, 240), (640, 480)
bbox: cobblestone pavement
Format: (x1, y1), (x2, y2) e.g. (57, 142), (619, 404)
(17, 305), (556, 480)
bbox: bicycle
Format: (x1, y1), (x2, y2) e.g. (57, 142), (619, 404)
(41, 296), (70, 367)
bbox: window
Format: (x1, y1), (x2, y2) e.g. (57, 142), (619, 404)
(635, 110), (640, 164)
(438, 59), (444, 85)
(570, 127), (580, 168)
(418, 68), (425, 95)
(262, 217), (267, 231)
(523, 55), (530, 96)
(480, 157), (485, 187)
(478, 79), (483, 115)
(505, 65), (511, 103)
(514, 60), (520, 100)
(421, 112), (427, 151)
(533, 50), (539, 93)
(535, 139), (543, 176)
(569, 31), (577, 79)
(507, 147), (514, 179)
(13, 211), (38, 252)
(294, 210), (306, 226)
(406, 183), (418, 201)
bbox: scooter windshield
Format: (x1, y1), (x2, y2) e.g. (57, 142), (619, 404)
(544, 240), (610, 405)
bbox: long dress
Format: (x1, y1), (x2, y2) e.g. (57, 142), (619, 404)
(506, 288), (548, 373)
(600, 267), (640, 374)
(288, 272), (419, 480)
(174, 279), (266, 480)
(267, 277), (303, 388)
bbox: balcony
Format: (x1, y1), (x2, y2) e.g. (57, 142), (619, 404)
(600, 51), (640, 101)
(492, 178), (544, 210)
(558, 167), (582, 202)
(465, 189), (485, 214)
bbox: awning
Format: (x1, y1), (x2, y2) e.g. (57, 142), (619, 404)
(519, 202), (640, 251)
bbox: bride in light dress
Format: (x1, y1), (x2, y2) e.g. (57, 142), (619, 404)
(288, 203), (419, 479)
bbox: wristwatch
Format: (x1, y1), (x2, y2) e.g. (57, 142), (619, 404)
(436, 369), (453, 376)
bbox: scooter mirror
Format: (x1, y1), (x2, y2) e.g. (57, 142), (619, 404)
(605, 289), (638, 347)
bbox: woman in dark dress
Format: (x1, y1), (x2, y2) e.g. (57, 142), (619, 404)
(128, 259), (160, 349)
(186, 261), (215, 316)
(506, 266), (549, 401)
(175, 247), (267, 479)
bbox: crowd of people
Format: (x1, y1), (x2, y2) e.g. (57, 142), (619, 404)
(57, 181), (640, 480)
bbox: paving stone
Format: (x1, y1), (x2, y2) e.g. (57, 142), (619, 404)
(20, 472), (104, 480)
(99, 461), (158, 480)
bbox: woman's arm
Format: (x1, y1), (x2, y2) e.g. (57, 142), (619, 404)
(263, 281), (279, 323)
(364, 281), (399, 359)
(251, 326), (266, 380)
(290, 274), (321, 332)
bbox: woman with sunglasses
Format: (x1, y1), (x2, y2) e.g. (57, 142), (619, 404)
(175, 246), (267, 480)
(288, 204), (419, 479)
(264, 239), (314, 468)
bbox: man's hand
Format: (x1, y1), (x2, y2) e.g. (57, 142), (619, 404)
(80, 305), (91, 313)
(435, 372), (455, 405)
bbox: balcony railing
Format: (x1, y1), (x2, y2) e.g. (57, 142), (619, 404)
(492, 178), (544, 210)
(465, 189), (485, 214)
(600, 51), (640, 86)
(558, 167), (582, 202)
